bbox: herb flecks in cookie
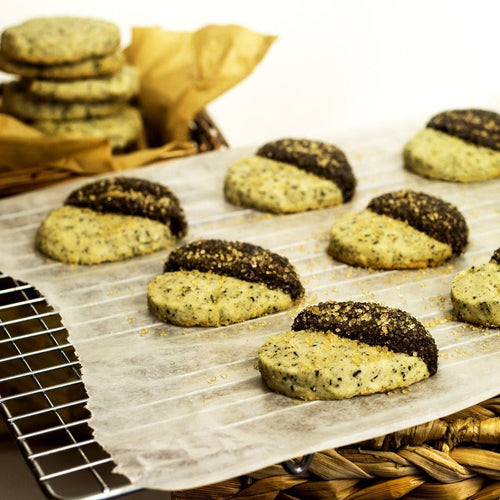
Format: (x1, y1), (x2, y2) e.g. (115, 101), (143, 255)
(403, 108), (500, 183)
(1, 17), (120, 65)
(33, 106), (142, 152)
(65, 177), (188, 237)
(451, 248), (500, 328)
(292, 301), (438, 375)
(0, 50), (125, 80)
(2, 82), (125, 121)
(256, 138), (356, 202)
(27, 65), (139, 102)
(259, 301), (437, 400)
(163, 239), (304, 300)
(149, 239), (303, 326)
(37, 177), (185, 265)
(36, 206), (175, 265)
(367, 189), (468, 255)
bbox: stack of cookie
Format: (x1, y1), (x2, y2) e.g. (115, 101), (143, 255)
(0, 16), (143, 152)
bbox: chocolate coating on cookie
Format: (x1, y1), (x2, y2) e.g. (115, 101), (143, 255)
(491, 247), (500, 264)
(292, 301), (438, 375)
(65, 177), (187, 237)
(367, 189), (468, 255)
(163, 239), (304, 300)
(256, 138), (356, 202)
(427, 109), (500, 151)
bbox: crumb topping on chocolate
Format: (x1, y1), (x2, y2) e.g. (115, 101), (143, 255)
(427, 109), (500, 151)
(256, 138), (356, 202)
(367, 189), (468, 255)
(292, 301), (438, 375)
(163, 239), (304, 300)
(65, 177), (188, 237)
(491, 247), (500, 265)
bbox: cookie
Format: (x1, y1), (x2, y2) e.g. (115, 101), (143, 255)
(224, 157), (344, 214)
(2, 82), (125, 121)
(224, 138), (356, 213)
(258, 301), (438, 400)
(427, 109), (500, 151)
(25, 65), (139, 102)
(148, 239), (304, 326)
(35, 206), (177, 265)
(256, 139), (356, 201)
(1, 17), (120, 65)
(327, 189), (468, 269)
(403, 109), (500, 182)
(36, 177), (187, 264)
(32, 106), (143, 152)
(450, 247), (500, 327)
(0, 50), (125, 80)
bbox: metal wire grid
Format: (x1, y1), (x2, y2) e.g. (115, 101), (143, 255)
(0, 272), (141, 500)
(0, 270), (308, 499)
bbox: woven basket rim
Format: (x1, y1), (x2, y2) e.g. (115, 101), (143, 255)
(172, 395), (500, 499)
(0, 107), (228, 198)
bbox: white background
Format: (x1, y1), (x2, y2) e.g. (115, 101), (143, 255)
(0, 0), (499, 147)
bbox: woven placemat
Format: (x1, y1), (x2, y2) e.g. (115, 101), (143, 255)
(172, 395), (499, 499)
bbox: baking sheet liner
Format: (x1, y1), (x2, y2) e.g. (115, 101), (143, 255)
(0, 120), (499, 491)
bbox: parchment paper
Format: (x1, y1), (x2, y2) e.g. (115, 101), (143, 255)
(0, 24), (276, 194)
(0, 120), (498, 491)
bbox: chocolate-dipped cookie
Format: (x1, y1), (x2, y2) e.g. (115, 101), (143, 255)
(451, 247), (500, 327)
(327, 189), (468, 269)
(258, 301), (438, 400)
(36, 177), (187, 264)
(224, 138), (356, 214)
(403, 109), (500, 182)
(148, 239), (304, 326)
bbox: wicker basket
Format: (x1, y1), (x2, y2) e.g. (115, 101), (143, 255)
(0, 108), (228, 197)
(172, 396), (500, 500)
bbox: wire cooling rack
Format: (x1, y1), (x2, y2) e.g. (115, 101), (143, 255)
(0, 271), (307, 499)
(0, 272), (142, 499)
(1, 120), (498, 493)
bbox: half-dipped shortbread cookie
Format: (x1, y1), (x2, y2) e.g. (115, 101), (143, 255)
(148, 239), (304, 326)
(258, 301), (438, 400)
(36, 177), (187, 264)
(224, 138), (356, 213)
(403, 109), (500, 182)
(451, 247), (500, 327)
(328, 189), (468, 269)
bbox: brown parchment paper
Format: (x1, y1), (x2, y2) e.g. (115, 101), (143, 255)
(0, 24), (276, 191)
(0, 119), (498, 492)
(124, 24), (277, 145)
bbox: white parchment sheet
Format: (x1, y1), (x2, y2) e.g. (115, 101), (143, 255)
(0, 121), (499, 491)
